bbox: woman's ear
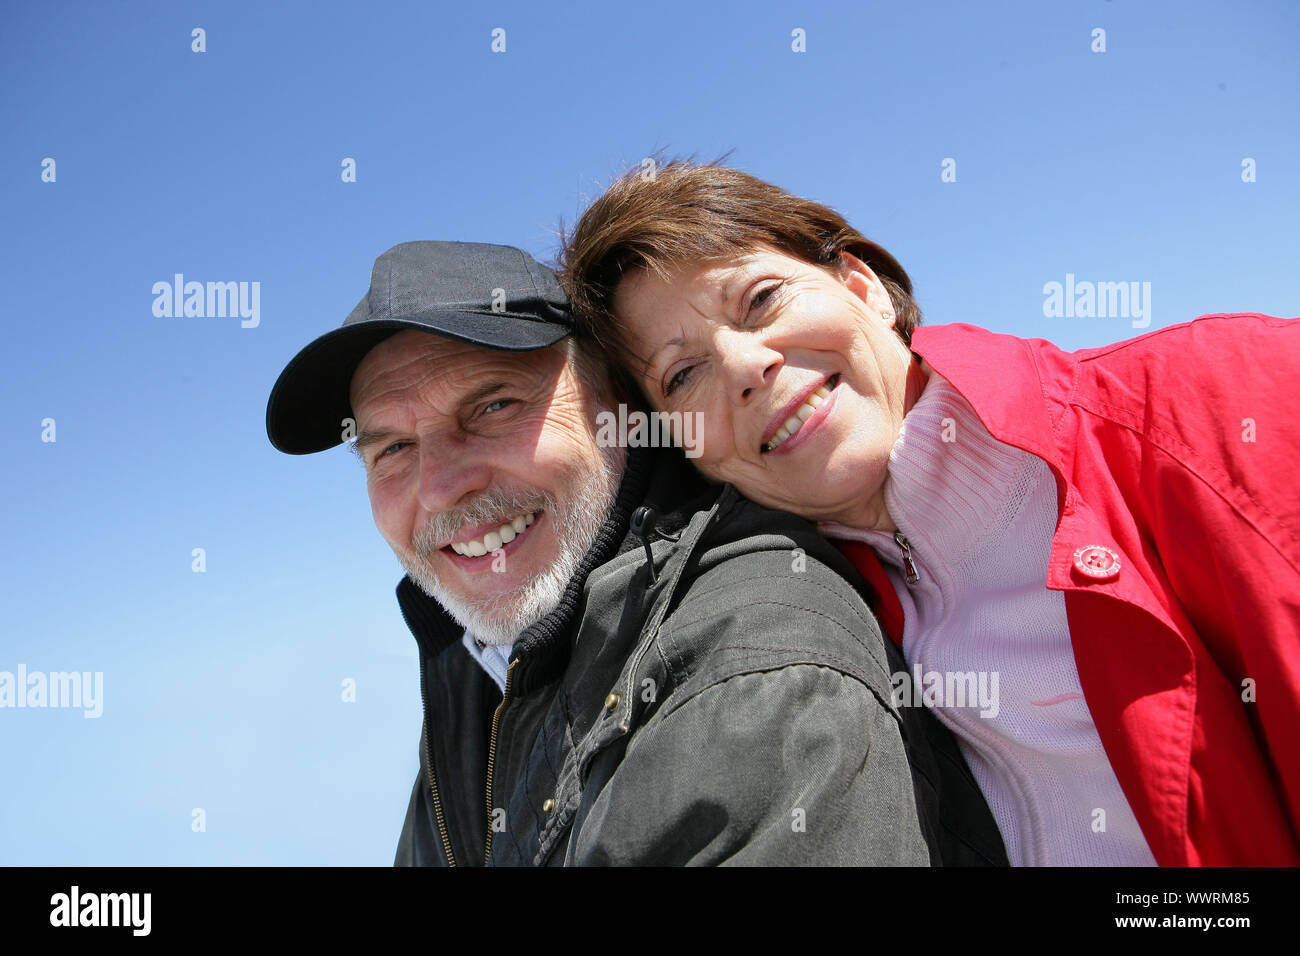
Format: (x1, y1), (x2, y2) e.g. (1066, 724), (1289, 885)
(835, 251), (896, 327)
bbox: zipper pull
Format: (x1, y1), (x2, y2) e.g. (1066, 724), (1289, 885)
(631, 506), (659, 585)
(894, 531), (920, 586)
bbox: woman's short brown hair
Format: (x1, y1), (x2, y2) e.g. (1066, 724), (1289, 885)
(559, 158), (923, 386)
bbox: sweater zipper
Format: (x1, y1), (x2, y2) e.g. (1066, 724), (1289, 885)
(483, 658), (519, 866)
(894, 530), (920, 585)
(417, 648), (458, 867)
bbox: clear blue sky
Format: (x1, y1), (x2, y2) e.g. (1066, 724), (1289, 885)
(1, 0), (1296, 864)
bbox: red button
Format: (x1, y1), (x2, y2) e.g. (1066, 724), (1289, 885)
(1073, 545), (1120, 580)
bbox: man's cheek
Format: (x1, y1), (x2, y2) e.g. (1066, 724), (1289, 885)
(374, 509), (414, 561)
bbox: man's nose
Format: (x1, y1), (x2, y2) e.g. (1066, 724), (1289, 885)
(715, 328), (782, 406)
(415, 440), (493, 516)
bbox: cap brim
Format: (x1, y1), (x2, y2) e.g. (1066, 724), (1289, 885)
(266, 313), (570, 455)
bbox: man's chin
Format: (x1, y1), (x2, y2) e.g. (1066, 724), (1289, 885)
(401, 558), (563, 647)
(391, 440), (622, 647)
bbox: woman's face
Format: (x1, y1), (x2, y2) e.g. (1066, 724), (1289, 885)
(612, 245), (918, 530)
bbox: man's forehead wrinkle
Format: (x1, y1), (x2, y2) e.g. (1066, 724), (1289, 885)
(357, 365), (460, 426)
(353, 338), (562, 431)
(351, 333), (447, 408)
(353, 347), (461, 424)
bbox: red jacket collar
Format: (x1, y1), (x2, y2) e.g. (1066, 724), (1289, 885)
(910, 324), (1070, 470)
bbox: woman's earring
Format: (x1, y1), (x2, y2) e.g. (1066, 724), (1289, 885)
(882, 311), (894, 322)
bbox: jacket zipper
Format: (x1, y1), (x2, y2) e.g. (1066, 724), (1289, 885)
(894, 530), (920, 585)
(616, 491), (732, 728)
(417, 649), (458, 867)
(483, 658), (519, 866)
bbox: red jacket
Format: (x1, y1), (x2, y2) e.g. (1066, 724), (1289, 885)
(837, 313), (1300, 866)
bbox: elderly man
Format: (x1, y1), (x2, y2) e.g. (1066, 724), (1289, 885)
(265, 240), (1006, 866)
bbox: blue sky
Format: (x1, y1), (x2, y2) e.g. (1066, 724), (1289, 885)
(1, 0), (1296, 864)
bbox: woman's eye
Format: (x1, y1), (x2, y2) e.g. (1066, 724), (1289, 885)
(665, 365), (696, 396)
(748, 281), (783, 315)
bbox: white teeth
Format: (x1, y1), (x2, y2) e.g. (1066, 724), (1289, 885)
(764, 382), (835, 452)
(767, 405), (812, 450)
(448, 511), (538, 557)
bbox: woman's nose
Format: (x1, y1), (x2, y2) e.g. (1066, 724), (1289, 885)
(715, 329), (782, 405)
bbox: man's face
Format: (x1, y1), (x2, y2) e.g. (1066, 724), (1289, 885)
(349, 330), (623, 645)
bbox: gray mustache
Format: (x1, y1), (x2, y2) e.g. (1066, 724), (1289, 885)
(413, 486), (557, 558)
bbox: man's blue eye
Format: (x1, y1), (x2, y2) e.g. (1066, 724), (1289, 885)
(380, 441), (410, 458)
(483, 399), (510, 414)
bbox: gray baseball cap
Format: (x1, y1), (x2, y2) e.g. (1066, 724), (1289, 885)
(266, 240), (572, 455)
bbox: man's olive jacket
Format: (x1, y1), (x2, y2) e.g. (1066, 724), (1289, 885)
(393, 445), (1007, 866)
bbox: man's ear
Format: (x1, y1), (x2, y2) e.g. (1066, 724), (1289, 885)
(835, 251), (896, 325)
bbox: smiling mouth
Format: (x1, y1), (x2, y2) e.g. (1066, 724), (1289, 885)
(444, 510), (539, 557)
(761, 374), (839, 453)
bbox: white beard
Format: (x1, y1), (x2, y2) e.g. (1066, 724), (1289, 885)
(394, 442), (625, 647)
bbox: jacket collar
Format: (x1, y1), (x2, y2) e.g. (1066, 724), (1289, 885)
(913, 325), (1168, 603)
(910, 324), (1068, 470)
(905, 325), (1207, 864)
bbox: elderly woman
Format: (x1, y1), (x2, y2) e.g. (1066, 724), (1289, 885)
(560, 160), (1300, 866)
